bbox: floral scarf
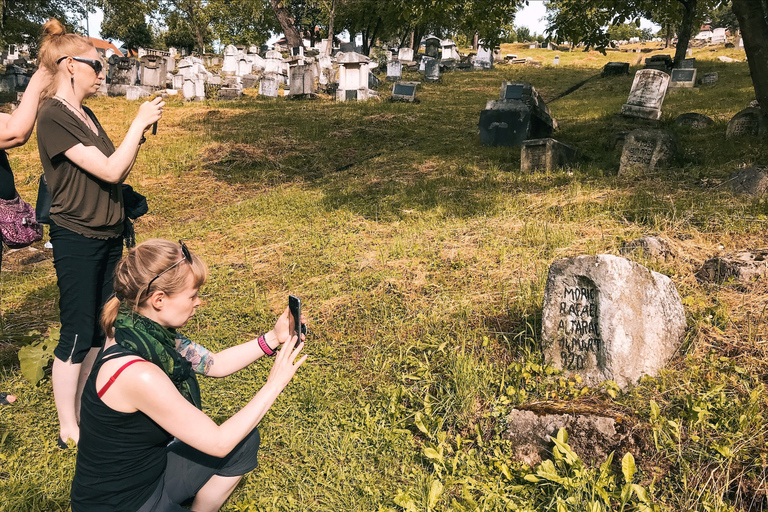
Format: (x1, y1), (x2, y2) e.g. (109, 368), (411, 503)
(114, 307), (202, 409)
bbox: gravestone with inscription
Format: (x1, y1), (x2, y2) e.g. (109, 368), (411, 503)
(521, 138), (576, 172)
(289, 64), (315, 96)
(621, 69), (669, 120)
(424, 36), (441, 60)
(668, 68), (697, 88)
(386, 60), (402, 81)
(674, 112), (714, 129)
(726, 107), (766, 138)
(474, 46), (493, 70)
(424, 56), (440, 82)
(398, 47), (414, 62)
(618, 129), (677, 177)
(479, 82), (556, 147)
(542, 254), (686, 389)
(390, 81), (420, 103)
(259, 73), (279, 97)
(699, 72), (718, 85)
(601, 61), (627, 77)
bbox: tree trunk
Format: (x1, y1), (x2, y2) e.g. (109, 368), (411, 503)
(326, 0), (335, 55)
(271, 0), (304, 49)
(665, 24), (672, 48)
(732, 0), (768, 123)
(411, 26), (425, 52)
(673, 0), (697, 66)
(473, 31), (479, 51)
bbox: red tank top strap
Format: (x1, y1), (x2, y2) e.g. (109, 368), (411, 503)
(98, 359), (145, 398)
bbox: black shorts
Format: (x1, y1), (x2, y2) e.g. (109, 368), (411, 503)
(137, 427), (261, 512)
(50, 222), (122, 363)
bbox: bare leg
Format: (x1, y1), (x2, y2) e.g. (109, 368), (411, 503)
(75, 347), (100, 423)
(52, 357), (81, 444)
(190, 475), (242, 512)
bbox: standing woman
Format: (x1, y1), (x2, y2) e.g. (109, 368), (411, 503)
(0, 64), (51, 407)
(36, 19), (164, 446)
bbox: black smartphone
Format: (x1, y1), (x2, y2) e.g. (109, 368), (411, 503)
(288, 295), (306, 343)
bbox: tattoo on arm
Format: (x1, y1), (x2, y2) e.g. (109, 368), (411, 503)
(176, 335), (214, 375)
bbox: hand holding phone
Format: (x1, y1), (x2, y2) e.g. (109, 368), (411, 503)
(288, 295), (307, 346)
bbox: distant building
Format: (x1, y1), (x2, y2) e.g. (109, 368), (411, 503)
(89, 37), (123, 58)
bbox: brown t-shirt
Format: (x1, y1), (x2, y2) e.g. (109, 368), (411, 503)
(37, 99), (124, 239)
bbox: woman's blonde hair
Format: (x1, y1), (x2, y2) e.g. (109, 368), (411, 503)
(38, 18), (95, 99)
(101, 239), (209, 337)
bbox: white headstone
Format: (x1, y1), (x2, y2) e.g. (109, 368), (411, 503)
(711, 27), (727, 44)
(620, 69), (670, 120)
(474, 46), (493, 69)
(387, 60), (402, 81)
(222, 44), (239, 74)
(398, 47), (414, 62)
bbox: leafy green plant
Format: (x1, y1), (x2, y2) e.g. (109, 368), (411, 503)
(17, 328), (58, 385)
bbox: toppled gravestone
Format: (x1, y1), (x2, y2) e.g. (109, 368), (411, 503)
(542, 254), (686, 389)
(618, 128), (677, 177)
(619, 236), (674, 261)
(726, 107), (766, 138)
(730, 166), (768, 196)
(502, 408), (640, 467)
(674, 112), (714, 129)
(696, 250), (768, 284)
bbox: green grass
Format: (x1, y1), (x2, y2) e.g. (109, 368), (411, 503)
(2, 43), (768, 511)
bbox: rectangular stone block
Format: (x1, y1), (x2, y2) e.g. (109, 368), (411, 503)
(521, 138), (577, 172)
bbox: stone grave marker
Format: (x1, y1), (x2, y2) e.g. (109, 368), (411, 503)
(620, 69), (670, 120)
(520, 138), (576, 172)
(237, 57), (252, 76)
(618, 128), (676, 177)
(139, 55), (167, 88)
(336, 52), (376, 101)
(171, 74), (183, 90)
(390, 81), (419, 103)
(441, 39), (460, 61)
(423, 57), (440, 82)
(644, 54), (672, 72)
(386, 60), (402, 81)
(479, 82), (556, 147)
(241, 74), (258, 88)
(602, 62), (630, 77)
(674, 112), (714, 129)
(340, 41), (355, 53)
(474, 46), (493, 69)
(699, 71), (718, 85)
(678, 58), (696, 69)
(222, 44), (239, 74)
(541, 254), (686, 389)
(289, 64), (315, 96)
(726, 107), (765, 138)
(398, 47), (414, 62)
(696, 249), (768, 284)
(668, 68), (697, 88)
(424, 36), (441, 59)
(259, 73), (279, 97)
(619, 236), (674, 261)
(368, 71), (382, 89)
(110, 57), (139, 86)
(711, 27), (727, 44)
(729, 166), (768, 196)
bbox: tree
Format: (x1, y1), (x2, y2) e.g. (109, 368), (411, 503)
(544, 0), (726, 65)
(207, 0), (273, 47)
(270, 0), (304, 48)
(606, 22), (643, 41)
(0, 0), (86, 51)
(731, 0), (768, 123)
(97, 0), (155, 51)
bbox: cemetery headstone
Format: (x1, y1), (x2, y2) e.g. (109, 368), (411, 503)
(340, 41), (355, 53)
(474, 46), (493, 70)
(726, 107), (766, 138)
(390, 81), (420, 103)
(678, 58), (696, 69)
(289, 64), (315, 96)
(602, 62), (629, 77)
(644, 54), (672, 72)
(441, 39), (460, 62)
(139, 55), (167, 88)
(424, 37), (441, 60)
(729, 166), (768, 197)
(222, 44), (239, 74)
(259, 73), (279, 97)
(674, 112), (714, 129)
(521, 138), (576, 172)
(541, 254), (686, 389)
(620, 69), (670, 120)
(398, 47), (414, 62)
(699, 72), (718, 85)
(618, 128), (677, 177)
(386, 60), (402, 81)
(336, 52), (376, 101)
(668, 68), (697, 88)
(619, 236), (674, 261)
(368, 71), (382, 89)
(711, 27), (727, 44)
(696, 249), (768, 284)
(479, 82), (556, 147)
(423, 57), (440, 82)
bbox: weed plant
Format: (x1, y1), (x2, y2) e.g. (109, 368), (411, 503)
(2, 44), (768, 511)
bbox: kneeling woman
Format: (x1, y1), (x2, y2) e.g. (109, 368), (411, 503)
(71, 239), (306, 511)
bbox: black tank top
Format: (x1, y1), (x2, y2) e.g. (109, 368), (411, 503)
(71, 345), (173, 511)
(0, 150), (16, 200)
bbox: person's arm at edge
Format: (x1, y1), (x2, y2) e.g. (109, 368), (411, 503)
(0, 69), (50, 149)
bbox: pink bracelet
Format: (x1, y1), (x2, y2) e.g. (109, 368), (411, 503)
(258, 334), (276, 356)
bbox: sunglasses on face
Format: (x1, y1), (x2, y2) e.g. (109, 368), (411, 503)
(56, 56), (103, 75)
(145, 241), (191, 297)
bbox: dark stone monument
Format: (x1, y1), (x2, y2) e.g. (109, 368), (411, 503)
(618, 129), (677, 177)
(677, 58), (696, 69)
(423, 57), (440, 82)
(644, 54), (673, 72)
(726, 107), (766, 138)
(368, 71), (382, 89)
(699, 72), (718, 85)
(674, 112), (714, 129)
(289, 64), (315, 96)
(520, 138), (577, 172)
(424, 37), (441, 60)
(479, 82), (556, 147)
(602, 62), (629, 77)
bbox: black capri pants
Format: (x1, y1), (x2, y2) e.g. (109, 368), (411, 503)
(137, 428), (261, 512)
(50, 222), (123, 363)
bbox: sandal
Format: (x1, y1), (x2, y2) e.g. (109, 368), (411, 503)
(0, 392), (16, 405)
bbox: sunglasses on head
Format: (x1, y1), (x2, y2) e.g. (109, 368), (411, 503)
(56, 56), (103, 75)
(145, 241), (192, 297)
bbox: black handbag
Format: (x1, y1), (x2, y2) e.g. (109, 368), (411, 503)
(35, 175), (51, 225)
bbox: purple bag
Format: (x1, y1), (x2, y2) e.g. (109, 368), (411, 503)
(0, 193), (43, 249)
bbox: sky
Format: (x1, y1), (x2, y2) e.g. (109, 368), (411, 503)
(85, 1), (552, 42)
